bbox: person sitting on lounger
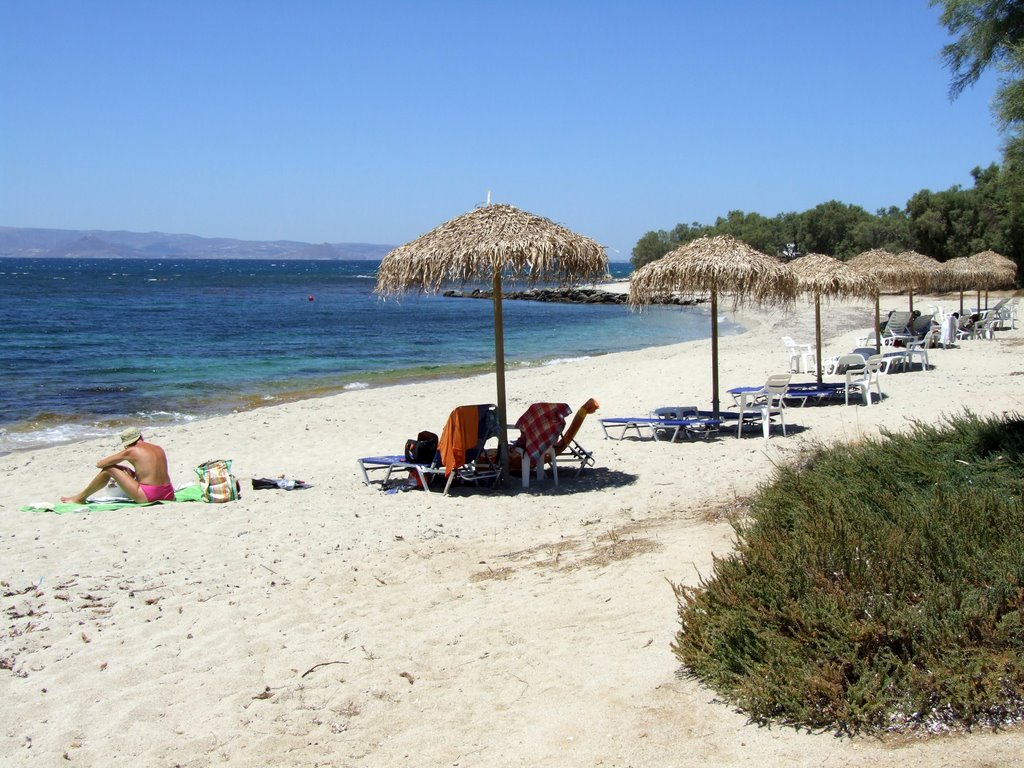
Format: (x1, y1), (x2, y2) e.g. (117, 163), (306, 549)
(60, 427), (175, 504)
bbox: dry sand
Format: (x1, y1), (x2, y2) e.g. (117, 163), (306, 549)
(2, 292), (1023, 767)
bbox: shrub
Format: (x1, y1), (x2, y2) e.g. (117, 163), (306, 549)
(673, 412), (1024, 734)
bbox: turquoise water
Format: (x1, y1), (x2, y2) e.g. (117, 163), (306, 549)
(0, 257), (740, 453)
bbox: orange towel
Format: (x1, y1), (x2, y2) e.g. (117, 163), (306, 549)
(438, 405), (480, 476)
(555, 398), (599, 454)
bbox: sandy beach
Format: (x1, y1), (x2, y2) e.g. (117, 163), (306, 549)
(3, 291), (1023, 767)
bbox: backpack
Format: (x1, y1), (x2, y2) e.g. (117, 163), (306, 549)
(404, 431), (439, 465)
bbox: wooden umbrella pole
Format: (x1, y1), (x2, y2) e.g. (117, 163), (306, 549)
(815, 293), (823, 385)
(874, 295), (881, 354)
(492, 270), (509, 484)
(909, 290), (914, 314)
(710, 290), (720, 418)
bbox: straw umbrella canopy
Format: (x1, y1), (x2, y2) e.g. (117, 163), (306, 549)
(943, 255), (992, 315)
(970, 249), (1017, 279)
(790, 254), (879, 384)
(968, 250), (1018, 310)
(628, 234), (797, 417)
(896, 250), (945, 313)
(375, 202), (607, 480)
(847, 249), (935, 352)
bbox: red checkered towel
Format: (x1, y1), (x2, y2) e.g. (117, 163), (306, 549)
(514, 402), (572, 463)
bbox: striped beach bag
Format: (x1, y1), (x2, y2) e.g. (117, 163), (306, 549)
(195, 459), (241, 503)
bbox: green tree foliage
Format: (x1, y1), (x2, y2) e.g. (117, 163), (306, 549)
(849, 206), (913, 253)
(933, 0), (1024, 95)
(797, 201), (873, 257)
(706, 210), (790, 255)
(933, 0), (1024, 154)
(630, 230), (678, 269)
(906, 185), (983, 259)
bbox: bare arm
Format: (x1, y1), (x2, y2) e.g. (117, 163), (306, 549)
(96, 448), (131, 469)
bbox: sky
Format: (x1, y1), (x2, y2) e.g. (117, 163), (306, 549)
(0, 0), (1004, 259)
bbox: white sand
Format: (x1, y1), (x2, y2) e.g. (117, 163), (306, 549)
(3, 292), (1023, 766)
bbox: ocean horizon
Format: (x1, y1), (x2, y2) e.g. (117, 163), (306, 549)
(0, 257), (741, 454)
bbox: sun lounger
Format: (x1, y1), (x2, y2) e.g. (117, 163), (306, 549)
(600, 407), (722, 442)
(880, 310), (915, 346)
(780, 381), (845, 407)
(357, 454), (441, 491)
(552, 398), (599, 477)
(358, 404), (500, 494)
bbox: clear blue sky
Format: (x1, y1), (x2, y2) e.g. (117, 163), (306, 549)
(0, 0), (1002, 259)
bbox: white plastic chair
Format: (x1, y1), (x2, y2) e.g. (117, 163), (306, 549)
(905, 339), (930, 371)
(735, 374), (790, 442)
(977, 315), (998, 339)
(845, 355), (883, 406)
(782, 337), (815, 374)
(1005, 299), (1019, 329)
(956, 315), (977, 341)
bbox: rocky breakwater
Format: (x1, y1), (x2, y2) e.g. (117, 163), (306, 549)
(441, 287), (699, 305)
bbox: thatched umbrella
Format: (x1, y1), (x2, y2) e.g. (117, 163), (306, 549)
(897, 250), (945, 313)
(628, 234), (796, 417)
(790, 254), (879, 385)
(943, 255), (990, 315)
(968, 250), (1017, 310)
(847, 249), (935, 352)
(375, 202), (607, 480)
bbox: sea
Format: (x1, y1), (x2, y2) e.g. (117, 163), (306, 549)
(0, 257), (741, 454)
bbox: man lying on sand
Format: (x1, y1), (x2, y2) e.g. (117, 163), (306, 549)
(60, 427), (174, 504)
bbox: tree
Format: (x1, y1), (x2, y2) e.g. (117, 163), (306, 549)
(970, 160), (1024, 263)
(933, 0), (1024, 155)
(630, 230), (677, 269)
(850, 206), (912, 254)
(796, 201), (872, 257)
(705, 210), (788, 256)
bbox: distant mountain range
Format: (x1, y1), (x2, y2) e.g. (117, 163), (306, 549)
(0, 226), (395, 260)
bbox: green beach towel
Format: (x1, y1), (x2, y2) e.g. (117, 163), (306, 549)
(21, 484), (204, 514)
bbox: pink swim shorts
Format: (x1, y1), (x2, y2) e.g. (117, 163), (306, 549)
(139, 483), (175, 502)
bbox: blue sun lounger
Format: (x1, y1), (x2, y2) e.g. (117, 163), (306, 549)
(600, 408), (723, 442)
(782, 381), (845, 407)
(728, 382), (845, 409)
(357, 454), (442, 490)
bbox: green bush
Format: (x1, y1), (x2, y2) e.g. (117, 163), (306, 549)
(673, 412), (1024, 734)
